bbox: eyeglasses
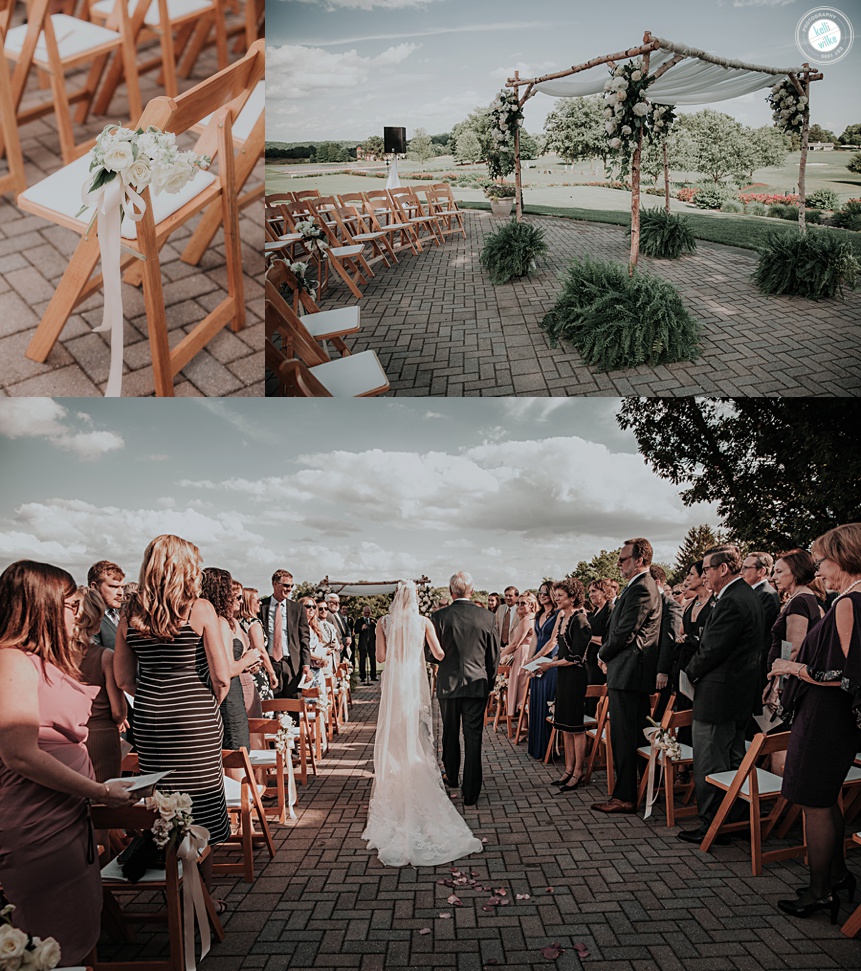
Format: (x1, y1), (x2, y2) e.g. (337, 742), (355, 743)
(317, 606), (327, 612)
(702, 563), (722, 572)
(741, 565), (758, 572)
(516, 601), (529, 606)
(813, 557), (827, 571)
(280, 583), (294, 589)
(303, 604), (315, 610)
(64, 600), (81, 615)
(617, 554), (633, 566)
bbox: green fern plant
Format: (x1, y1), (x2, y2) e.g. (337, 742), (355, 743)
(752, 231), (859, 300)
(479, 219), (548, 285)
(540, 258), (700, 371)
(634, 209), (697, 259)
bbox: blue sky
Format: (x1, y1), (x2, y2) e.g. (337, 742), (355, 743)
(0, 398), (720, 592)
(268, 0), (861, 142)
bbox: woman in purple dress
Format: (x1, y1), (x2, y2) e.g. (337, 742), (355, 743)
(771, 524), (861, 923)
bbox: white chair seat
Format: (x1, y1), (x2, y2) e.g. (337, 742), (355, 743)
(638, 742), (694, 762)
(707, 767), (783, 798)
(19, 152), (217, 239)
(5, 15), (119, 63)
(223, 774), (266, 808)
(300, 305), (360, 338)
(194, 79), (263, 142)
(92, 0), (213, 27)
(352, 232), (384, 243)
(310, 351), (389, 397)
(101, 856), (184, 882)
(327, 244), (364, 258)
(845, 766), (861, 783)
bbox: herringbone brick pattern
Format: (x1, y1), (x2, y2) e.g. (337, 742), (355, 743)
(0, 37), (263, 397)
(321, 210), (861, 397)
(103, 684), (861, 970)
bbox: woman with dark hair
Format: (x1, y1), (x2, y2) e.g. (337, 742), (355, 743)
(0, 561), (134, 964)
(674, 560), (714, 704)
(772, 523), (861, 921)
(546, 579), (591, 792)
(586, 579), (612, 688)
(526, 581), (559, 760)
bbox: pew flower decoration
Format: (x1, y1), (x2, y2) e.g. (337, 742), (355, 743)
(0, 905), (61, 970)
(288, 261), (318, 301)
(145, 790), (194, 849)
(644, 717), (682, 761)
(491, 673), (508, 697)
(487, 88), (523, 179)
(275, 713), (299, 754)
(766, 79), (808, 137)
(77, 125), (211, 398)
(294, 217), (329, 254)
(547, 700), (556, 717)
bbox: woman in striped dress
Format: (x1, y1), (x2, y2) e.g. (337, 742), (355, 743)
(114, 535), (233, 878)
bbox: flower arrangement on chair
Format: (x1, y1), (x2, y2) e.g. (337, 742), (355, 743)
(288, 261), (318, 301)
(294, 217), (329, 254)
(0, 904), (62, 970)
(274, 713), (299, 754)
(491, 673), (509, 697)
(145, 790), (195, 849)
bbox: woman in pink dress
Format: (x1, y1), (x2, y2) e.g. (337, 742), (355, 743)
(0, 561), (135, 966)
(502, 593), (537, 715)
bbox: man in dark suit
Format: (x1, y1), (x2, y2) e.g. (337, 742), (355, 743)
(678, 544), (764, 842)
(593, 537), (662, 814)
(326, 593), (352, 663)
(354, 606), (377, 684)
(88, 560), (126, 648)
(259, 569), (311, 698)
(430, 571), (500, 807)
(742, 551), (781, 693)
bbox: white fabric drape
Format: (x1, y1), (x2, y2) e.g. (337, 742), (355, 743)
(386, 156), (402, 189)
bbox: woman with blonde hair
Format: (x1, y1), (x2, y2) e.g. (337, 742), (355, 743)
(502, 592), (537, 715)
(0, 561), (134, 964)
(115, 535), (235, 857)
(240, 587), (277, 709)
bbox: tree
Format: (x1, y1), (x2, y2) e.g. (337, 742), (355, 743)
(674, 110), (756, 184)
(363, 135), (385, 159)
(454, 128), (482, 164)
(839, 123), (861, 147)
(567, 549), (624, 588)
(847, 152), (861, 175)
(543, 96), (606, 166)
(746, 126), (789, 180)
(339, 146), (355, 163)
(519, 130), (541, 160)
(616, 399), (861, 550)
(674, 525), (722, 577)
(407, 128), (435, 163)
(807, 124), (839, 145)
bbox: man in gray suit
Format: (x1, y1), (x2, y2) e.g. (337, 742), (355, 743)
(259, 569), (311, 698)
(593, 537), (662, 814)
(430, 571), (500, 807)
(88, 560), (125, 648)
(678, 544), (764, 843)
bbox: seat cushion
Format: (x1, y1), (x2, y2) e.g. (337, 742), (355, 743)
(223, 774), (267, 808)
(92, 0), (213, 27)
(706, 767), (783, 798)
(328, 244), (364, 258)
(19, 152), (217, 239)
(300, 305), (360, 339)
(311, 350), (389, 397)
(101, 856), (184, 882)
(637, 743), (694, 763)
(4, 14), (120, 63)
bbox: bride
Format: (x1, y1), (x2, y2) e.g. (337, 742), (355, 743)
(362, 580), (484, 867)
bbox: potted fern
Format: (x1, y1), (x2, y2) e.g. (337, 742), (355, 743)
(479, 220), (548, 284)
(484, 181), (516, 217)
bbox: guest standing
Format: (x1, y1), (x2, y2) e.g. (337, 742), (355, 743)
(355, 606), (377, 684)
(546, 579), (591, 791)
(501, 592), (536, 716)
(241, 587), (277, 710)
(232, 580), (263, 720)
(88, 559), (125, 648)
(772, 523), (861, 921)
(260, 570), (311, 699)
(526, 582), (559, 760)
(0, 561), (134, 965)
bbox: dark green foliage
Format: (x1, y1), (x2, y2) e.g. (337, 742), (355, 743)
(806, 187), (840, 210)
(693, 183), (729, 209)
(540, 258), (700, 371)
(720, 200), (743, 213)
(752, 230), (859, 300)
(847, 152), (861, 174)
(832, 199), (861, 231)
(635, 209), (697, 259)
(746, 201), (768, 216)
(479, 219), (548, 285)
(768, 203), (798, 220)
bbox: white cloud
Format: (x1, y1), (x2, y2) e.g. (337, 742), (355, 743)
(732, 0), (794, 6)
(0, 399), (124, 460)
(295, 0), (443, 10)
(489, 59), (557, 81)
(296, 20), (562, 47)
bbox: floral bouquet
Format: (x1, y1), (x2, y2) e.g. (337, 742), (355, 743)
(0, 905), (61, 971)
(766, 79), (808, 137)
(491, 673), (509, 696)
(145, 790), (194, 850)
(275, 713), (299, 754)
(288, 261), (318, 301)
(487, 88), (523, 179)
(643, 717), (682, 761)
(294, 217), (329, 255)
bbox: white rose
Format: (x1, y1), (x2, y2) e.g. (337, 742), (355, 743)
(149, 790), (178, 818)
(0, 925), (29, 960)
(621, 125), (632, 135)
(603, 79), (613, 91)
(609, 138), (623, 149)
(614, 65), (624, 76)
(28, 938), (61, 971)
(123, 158), (152, 188)
(102, 140), (134, 173)
(793, 115), (802, 124)
(604, 108), (613, 119)
(614, 104), (624, 115)
(616, 91), (626, 102)
(174, 792), (193, 814)
(153, 158), (194, 195)
(798, 97), (808, 105)
(605, 121), (616, 134)
(632, 102), (649, 116)
(631, 70), (642, 81)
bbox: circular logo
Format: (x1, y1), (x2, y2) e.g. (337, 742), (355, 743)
(796, 7), (854, 64)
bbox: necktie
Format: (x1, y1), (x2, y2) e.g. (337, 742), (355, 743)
(272, 601), (283, 662)
(501, 607), (511, 646)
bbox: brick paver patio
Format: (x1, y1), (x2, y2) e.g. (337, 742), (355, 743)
(0, 38), (263, 397)
(106, 684), (861, 970)
(322, 210), (861, 397)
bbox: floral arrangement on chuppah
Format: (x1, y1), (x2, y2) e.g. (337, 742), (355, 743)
(78, 125), (211, 397)
(0, 904), (62, 971)
(487, 89), (523, 179)
(766, 79), (809, 137)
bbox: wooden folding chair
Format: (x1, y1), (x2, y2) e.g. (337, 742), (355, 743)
(17, 39), (264, 396)
(635, 704), (697, 827)
(293, 188), (320, 202)
(513, 681), (529, 744)
(0, 45), (25, 196)
(305, 196), (374, 299)
(329, 204), (398, 269)
(215, 747), (275, 882)
(388, 187), (443, 246)
(247, 716), (296, 825)
(424, 185), (467, 239)
(90, 804), (225, 971)
(544, 684), (607, 764)
(700, 731), (799, 875)
(583, 690), (613, 791)
(1, 0), (142, 166)
(841, 832), (861, 937)
(486, 663), (511, 733)
(262, 698), (316, 785)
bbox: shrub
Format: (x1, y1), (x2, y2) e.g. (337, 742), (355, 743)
(832, 199), (861, 231)
(693, 183), (729, 210)
(540, 258), (700, 370)
(738, 192), (799, 206)
(635, 209), (697, 259)
(484, 181), (517, 199)
(804, 209), (822, 225)
(676, 187), (697, 203)
(746, 202), (769, 216)
(752, 231), (859, 300)
(847, 152), (861, 175)
(768, 203), (800, 220)
(806, 188), (840, 211)
(720, 200), (743, 214)
(479, 219), (548, 284)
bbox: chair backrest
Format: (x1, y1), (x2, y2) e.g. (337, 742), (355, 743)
(265, 192), (296, 206)
(585, 683), (608, 699)
(294, 189), (321, 201)
(267, 258), (320, 315)
(264, 265), (329, 366)
(265, 332), (333, 398)
(338, 192), (367, 208)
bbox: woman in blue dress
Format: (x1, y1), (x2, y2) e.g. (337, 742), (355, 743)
(527, 582), (560, 760)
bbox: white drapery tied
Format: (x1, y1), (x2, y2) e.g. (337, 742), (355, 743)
(80, 177), (145, 397)
(642, 725), (663, 821)
(176, 823), (211, 971)
(386, 155), (401, 189)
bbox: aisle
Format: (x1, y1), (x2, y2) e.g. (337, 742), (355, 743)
(203, 683), (861, 971)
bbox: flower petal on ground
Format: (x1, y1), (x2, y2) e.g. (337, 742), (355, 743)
(419, 928), (431, 935)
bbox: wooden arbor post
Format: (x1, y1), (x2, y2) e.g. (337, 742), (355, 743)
(628, 30), (652, 275)
(513, 70), (523, 223)
(796, 65), (811, 235)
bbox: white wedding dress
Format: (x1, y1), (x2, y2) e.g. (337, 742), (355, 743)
(362, 581), (483, 867)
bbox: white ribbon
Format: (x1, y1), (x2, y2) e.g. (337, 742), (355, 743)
(176, 823), (211, 971)
(80, 176), (145, 397)
(285, 739), (297, 820)
(642, 726), (664, 820)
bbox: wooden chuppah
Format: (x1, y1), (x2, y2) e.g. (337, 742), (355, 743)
(507, 30), (823, 273)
